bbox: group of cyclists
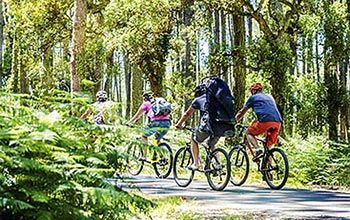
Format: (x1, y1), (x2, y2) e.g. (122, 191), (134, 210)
(82, 78), (284, 189)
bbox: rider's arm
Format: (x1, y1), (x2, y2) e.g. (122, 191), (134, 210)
(235, 107), (249, 123)
(175, 106), (195, 128)
(127, 106), (144, 124)
(81, 108), (92, 119)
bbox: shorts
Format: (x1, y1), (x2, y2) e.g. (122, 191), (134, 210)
(192, 127), (220, 148)
(247, 121), (281, 146)
(143, 120), (171, 141)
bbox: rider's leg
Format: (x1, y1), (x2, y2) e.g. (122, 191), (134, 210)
(190, 138), (200, 167)
(141, 135), (148, 159)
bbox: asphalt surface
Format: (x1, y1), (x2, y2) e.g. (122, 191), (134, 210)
(116, 175), (350, 219)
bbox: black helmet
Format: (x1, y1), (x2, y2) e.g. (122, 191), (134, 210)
(142, 91), (153, 101)
(96, 90), (107, 102)
(194, 84), (206, 97)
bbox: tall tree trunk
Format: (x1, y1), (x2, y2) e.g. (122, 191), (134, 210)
(8, 33), (18, 92)
(131, 65), (143, 115)
(232, 9), (246, 113)
(184, 5), (194, 108)
(0, 1), (4, 88)
(339, 59), (348, 140)
(19, 49), (28, 94)
(69, 0), (86, 92)
(221, 11), (228, 81)
(124, 55), (131, 118)
(43, 46), (54, 90)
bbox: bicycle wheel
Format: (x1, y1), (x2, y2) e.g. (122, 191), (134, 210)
(262, 148), (289, 190)
(127, 144), (144, 176)
(153, 143), (173, 178)
(206, 148), (230, 191)
(173, 147), (195, 187)
(229, 145), (249, 186)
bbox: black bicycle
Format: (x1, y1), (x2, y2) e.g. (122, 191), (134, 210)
(173, 128), (231, 191)
(229, 124), (289, 190)
(127, 138), (173, 178)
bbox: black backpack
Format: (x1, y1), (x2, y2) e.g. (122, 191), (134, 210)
(205, 77), (235, 124)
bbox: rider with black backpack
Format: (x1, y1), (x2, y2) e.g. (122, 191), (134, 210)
(175, 77), (235, 170)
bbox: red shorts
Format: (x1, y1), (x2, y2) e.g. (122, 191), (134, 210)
(247, 121), (281, 146)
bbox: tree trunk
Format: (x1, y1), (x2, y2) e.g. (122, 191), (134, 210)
(19, 49), (28, 94)
(0, 1), (4, 88)
(221, 11), (228, 81)
(184, 5), (194, 108)
(232, 10), (246, 113)
(43, 46), (54, 90)
(124, 55), (131, 118)
(69, 0), (87, 92)
(339, 59), (348, 140)
(131, 65), (143, 115)
(8, 34), (18, 93)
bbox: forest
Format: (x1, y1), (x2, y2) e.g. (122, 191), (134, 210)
(0, 0), (350, 219)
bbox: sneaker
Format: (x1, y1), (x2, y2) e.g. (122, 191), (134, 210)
(253, 149), (263, 162)
(188, 164), (199, 170)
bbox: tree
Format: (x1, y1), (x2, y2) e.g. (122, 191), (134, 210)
(70, 0), (87, 92)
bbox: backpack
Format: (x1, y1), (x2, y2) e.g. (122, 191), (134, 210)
(204, 77), (235, 124)
(151, 97), (172, 116)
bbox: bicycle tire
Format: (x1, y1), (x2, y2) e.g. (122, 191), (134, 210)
(262, 148), (289, 190)
(153, 143), (173, 178)
(173, 147), (194, 187)
(206, 148), (230, 191)
(127, 144), (144, 176)
(229, 145), (249, 186)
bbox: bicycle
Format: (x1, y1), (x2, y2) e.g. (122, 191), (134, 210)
(127, 135), (173, 179)
(229, 124), (289, 190)
(173, 128), (231, 191)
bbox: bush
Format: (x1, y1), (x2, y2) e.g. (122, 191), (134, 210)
(0, 94), (153, 219)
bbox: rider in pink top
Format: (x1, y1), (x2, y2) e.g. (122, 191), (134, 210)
(127, 91), (171, 143)
(141, 101), (170, 121)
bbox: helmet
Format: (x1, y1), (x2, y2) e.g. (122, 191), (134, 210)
(194, 84), (206, 97)
(249, 83), (263, 93)
(96, 90), (107, 102)
(142, 91), (153, 101)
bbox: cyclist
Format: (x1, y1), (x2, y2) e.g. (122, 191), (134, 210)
(235, 83), (283, 161)
(175, 84), (233, 170)
(127, 91), (171, 147)
(81, 90), (115, 125)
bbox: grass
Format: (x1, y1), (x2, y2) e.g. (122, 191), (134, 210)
(144, 196), (257, 220)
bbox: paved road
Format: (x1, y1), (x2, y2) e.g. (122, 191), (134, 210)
(116, 175), (350, 219)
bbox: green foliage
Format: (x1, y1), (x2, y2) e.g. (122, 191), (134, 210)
(0, 93), (153, 219)
(285, 136), (350, 186)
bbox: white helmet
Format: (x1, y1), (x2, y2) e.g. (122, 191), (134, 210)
(96, 90), (107, 102)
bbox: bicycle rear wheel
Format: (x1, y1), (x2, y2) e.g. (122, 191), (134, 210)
(173, 147), (194, 187)
(262, 148), (289, 190)
(153, 143), (173, 178)
(229, 145), (249, 186)
(206, 148), (230, 191)
(127, 144), (144, 176)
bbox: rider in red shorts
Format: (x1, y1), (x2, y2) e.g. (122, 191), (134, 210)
(235, 83), (283, 161)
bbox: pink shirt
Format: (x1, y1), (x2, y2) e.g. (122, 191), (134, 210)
(141, 101), (170, 121)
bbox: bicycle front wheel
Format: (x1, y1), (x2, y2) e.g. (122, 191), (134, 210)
(229, 145), (249, 186)
(127, 144), (144, 176)
(173, 147), (194, 187)
(263, 148), (289, 190)
(153, 143), (173, 178)
(206, 148), (230, 191)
